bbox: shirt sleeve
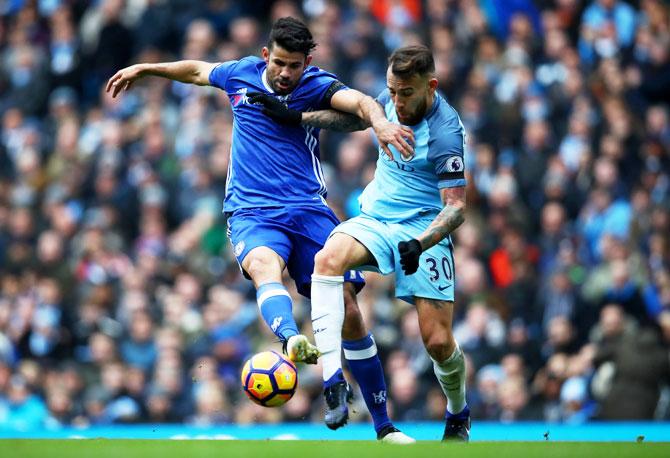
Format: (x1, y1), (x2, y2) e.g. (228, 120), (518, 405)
(301, 68), (349, 109)
(208, 60), (239, 91)
(319, 81), (348, 109)
(427, 120), (467, 189)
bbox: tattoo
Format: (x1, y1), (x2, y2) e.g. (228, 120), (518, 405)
(419, 205), (465, 250)
(302, 110), (370, 132)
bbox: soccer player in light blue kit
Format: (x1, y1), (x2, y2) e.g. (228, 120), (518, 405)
(260, 45), (471, 441)
(106, 18), (414, 442)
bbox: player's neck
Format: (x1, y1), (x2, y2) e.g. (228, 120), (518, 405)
(427, 93), (436, 112)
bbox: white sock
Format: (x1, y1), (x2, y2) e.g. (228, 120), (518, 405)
(432, 344), (467, 415)
(311, 274), (345, 382)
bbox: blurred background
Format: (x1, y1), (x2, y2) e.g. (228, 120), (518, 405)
(0, 0), (669, 432)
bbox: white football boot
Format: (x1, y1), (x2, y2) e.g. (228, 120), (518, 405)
(377, 426), (417, 444)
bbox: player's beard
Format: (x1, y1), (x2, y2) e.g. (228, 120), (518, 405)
(400, 97), (428, 126)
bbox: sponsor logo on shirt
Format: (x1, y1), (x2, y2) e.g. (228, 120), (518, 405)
(231, 88), (248, 107)
(232, 87), (292, 107)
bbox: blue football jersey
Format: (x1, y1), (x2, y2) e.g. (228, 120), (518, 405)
(209, 56), (347, 212)
(358, 89), (467, 222)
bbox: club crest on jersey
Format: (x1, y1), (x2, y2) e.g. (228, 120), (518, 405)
(400, 152), (415, 162)
(445, 156), (463, 172)
(233, 241), (245, 257)
(381, 149), (415, 172)
(400, 143), (415, 162)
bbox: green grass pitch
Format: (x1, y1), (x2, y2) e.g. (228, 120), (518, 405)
(2, 440), (669, 458)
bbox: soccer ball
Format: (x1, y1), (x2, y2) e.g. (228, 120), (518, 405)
(240, 350), (298, 407)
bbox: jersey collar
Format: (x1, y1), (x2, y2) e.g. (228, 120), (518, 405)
(426, 93), (441, 120)
(261, 68), (275, 93)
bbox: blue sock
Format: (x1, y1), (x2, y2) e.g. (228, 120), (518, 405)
(256, 282), (298, 341)
(343, 333), (392, 434)
(324, 368), (345, 389)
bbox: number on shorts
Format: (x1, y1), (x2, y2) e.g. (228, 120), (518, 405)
(425, 256), (452, 282)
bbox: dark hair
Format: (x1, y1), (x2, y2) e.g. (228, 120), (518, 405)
(388, 45), (435, 78)
(268, 17), (317, 56)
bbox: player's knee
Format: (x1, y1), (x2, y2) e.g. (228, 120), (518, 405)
(313, 248), (346, 276)
(425, 334), (457, 362)
(245, 254), (278, 279)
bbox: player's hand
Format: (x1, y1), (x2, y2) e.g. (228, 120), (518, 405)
(373, 121), (414, 161)
(398, 239), (422, 275)
(106, 64), (145, 98)
(247, 92), (302, 126)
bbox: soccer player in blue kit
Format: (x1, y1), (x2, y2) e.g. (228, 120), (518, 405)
(106, 18), (414, 442)
(256, 45), (471, 441)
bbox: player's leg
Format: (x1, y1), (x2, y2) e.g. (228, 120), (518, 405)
(311, 233), (372, 427)
(229, 211), (318, 363)
(289, 207), (410, 439)
(339, 284), (410, 443)
(391, 220), (468, 442)
(415, 296), (470, 441)
(311, 217), (393, 377)
(242, 245), (285, 288)
(312, 231), (413, 442)
(243, 246), (320, 364)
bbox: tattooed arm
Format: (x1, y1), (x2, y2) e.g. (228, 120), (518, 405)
(301, 109), (371, 132)
(397, 185), (466, 275)
(417, 186), (467, 250)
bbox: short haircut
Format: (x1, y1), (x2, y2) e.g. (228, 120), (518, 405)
(268, 17), (317, 56)
(388, 45), (435, 78)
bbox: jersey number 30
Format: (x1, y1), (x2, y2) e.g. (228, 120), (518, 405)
(426, 256), (452, 282)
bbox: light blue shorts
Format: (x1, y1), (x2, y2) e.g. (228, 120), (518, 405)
(331, 213), (455, 305)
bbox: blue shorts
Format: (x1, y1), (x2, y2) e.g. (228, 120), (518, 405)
(332, 213), (455, 305)
(226, 204), (365, 297)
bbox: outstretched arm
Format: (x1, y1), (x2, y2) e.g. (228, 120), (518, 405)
(246, 87), (414, 154)
(398, 186), (466, 275)
(106, 60), (218, 97)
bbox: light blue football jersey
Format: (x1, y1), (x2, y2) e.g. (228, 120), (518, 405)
(358, 89), (467, 223)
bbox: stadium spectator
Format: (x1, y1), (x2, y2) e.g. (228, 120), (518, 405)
(591, 305), (670, 419)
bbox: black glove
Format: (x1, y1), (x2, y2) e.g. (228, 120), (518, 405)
(247, 92), (302, 126)
(398, 239), (422, 275)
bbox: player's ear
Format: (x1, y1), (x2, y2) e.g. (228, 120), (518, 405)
(428, 77), (438, 94)
(262, 47), (270, 63)
(304, 55), (312, 68)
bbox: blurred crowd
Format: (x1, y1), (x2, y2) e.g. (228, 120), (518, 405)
(1, 0), (670, 431)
